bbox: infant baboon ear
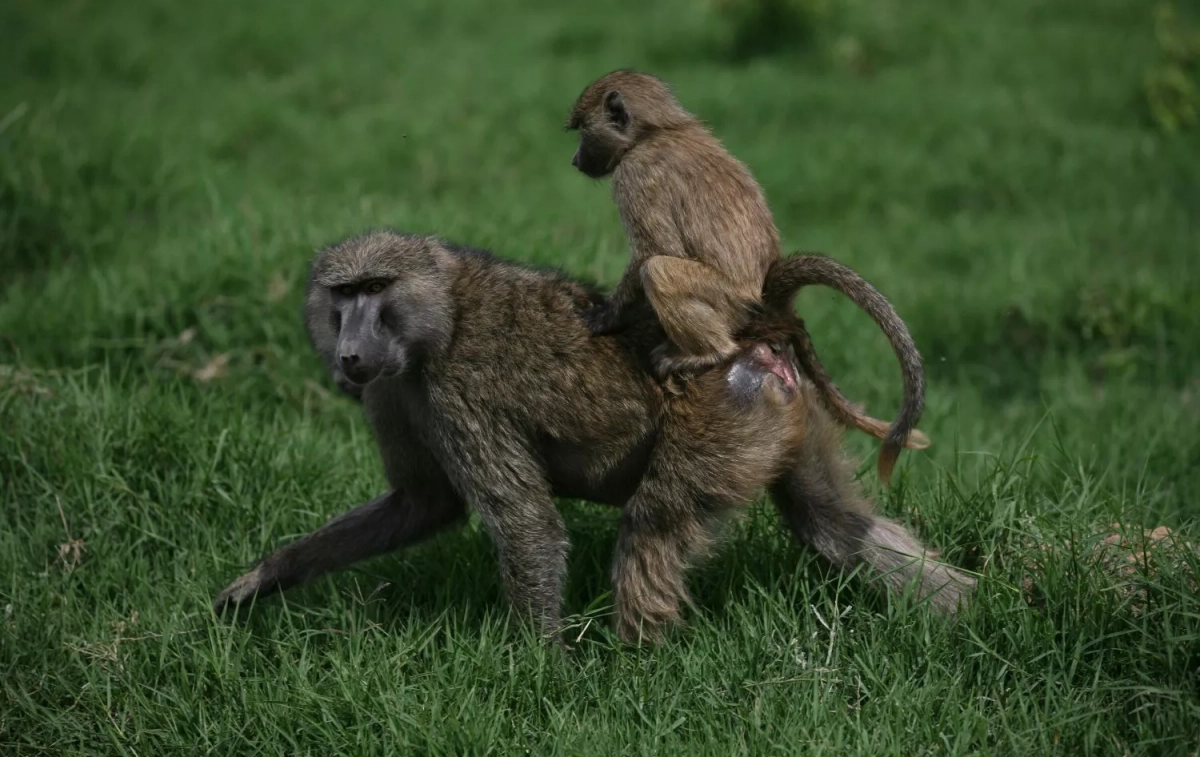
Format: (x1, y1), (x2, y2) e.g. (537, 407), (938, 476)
(604, 90), (630, 131)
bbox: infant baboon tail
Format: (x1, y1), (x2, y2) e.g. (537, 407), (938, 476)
(789, 326), (930, 451)
(763, 252), (928, 485)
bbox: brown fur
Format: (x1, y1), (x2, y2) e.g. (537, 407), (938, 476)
(566, 69), (928, 484)
(212, 230), (974, 644)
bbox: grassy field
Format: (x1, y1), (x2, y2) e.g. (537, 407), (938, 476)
(2, 0), (1199, 753)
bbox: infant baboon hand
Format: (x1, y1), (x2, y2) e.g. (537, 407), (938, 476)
(582, 302), (620, 336)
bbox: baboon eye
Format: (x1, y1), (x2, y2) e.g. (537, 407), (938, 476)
(365, 280), (387, 295)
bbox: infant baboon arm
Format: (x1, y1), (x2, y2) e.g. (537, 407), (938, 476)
(212, 489), (467, 613)
(585, 259), (646, 337)
(769, 388), (974, 614)
(584, 169), (686, 337)
(641, 255), (756, 377)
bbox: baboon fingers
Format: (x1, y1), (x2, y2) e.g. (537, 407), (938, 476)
(213, 564), (275, 614)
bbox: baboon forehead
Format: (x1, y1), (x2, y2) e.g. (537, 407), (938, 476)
(567, 69), (675, 126)
(312, 231), (438, 286)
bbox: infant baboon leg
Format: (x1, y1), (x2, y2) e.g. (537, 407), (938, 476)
(611, 502), (717, 645)
(769, 391), (974, 615)
(213, 490), (466, 613)
(641, 256), (751, 375)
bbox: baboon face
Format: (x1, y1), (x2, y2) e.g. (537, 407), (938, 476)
(568, 90), (632, 179)
(325, 277), (409, 386)
(306, 232), (454, 388)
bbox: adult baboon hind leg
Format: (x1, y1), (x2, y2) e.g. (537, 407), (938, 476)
(610, 349), (804, 644)
(769, 386), (975, 614)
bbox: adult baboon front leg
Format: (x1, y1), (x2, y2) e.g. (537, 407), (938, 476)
(213, 489), (466, 613)
(770, 388), (975, 614)
(469, 490), (571, 638)
(435, 418), (572, 639)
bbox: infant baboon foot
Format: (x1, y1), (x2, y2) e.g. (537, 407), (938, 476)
(651, 343), (736, 381)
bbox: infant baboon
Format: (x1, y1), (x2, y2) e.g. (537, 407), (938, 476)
(213, 230), (974, 644)
(566, 69), (927, 483)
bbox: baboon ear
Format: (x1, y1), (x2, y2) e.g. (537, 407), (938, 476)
(604, 90), (630, 132)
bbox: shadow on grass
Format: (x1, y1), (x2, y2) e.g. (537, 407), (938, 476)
(0, 127), (169, 281)
(919, 285), (1198, 403)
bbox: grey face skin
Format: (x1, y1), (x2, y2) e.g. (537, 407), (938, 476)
(304, 233), (455, 401)
(328, 278), (397, 386)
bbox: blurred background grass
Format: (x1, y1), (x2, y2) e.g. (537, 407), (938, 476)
(2, 0), (1198, 753)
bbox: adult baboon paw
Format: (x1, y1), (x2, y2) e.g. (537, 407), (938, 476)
(212, 565), (272, 614)
(615, 613), (679, 646)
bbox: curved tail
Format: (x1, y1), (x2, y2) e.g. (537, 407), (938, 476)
(762, 253), (927, 485)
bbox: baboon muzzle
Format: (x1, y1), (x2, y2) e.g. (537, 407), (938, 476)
(336, 299), (384, 385)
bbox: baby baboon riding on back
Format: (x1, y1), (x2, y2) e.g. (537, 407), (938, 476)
(566, 69), (928, 483)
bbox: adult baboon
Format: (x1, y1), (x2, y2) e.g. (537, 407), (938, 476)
(213, 230), (973, 643)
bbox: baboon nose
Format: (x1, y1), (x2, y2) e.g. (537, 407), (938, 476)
(340, 352), (359, 368)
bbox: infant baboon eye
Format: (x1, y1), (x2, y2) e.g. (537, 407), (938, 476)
(365, 280), (387, 295)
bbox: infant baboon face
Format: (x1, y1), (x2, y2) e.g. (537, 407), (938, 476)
(568, 91), (631, 179)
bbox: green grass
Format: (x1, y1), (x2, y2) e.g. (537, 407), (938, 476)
(2, 0), (1199, 753)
